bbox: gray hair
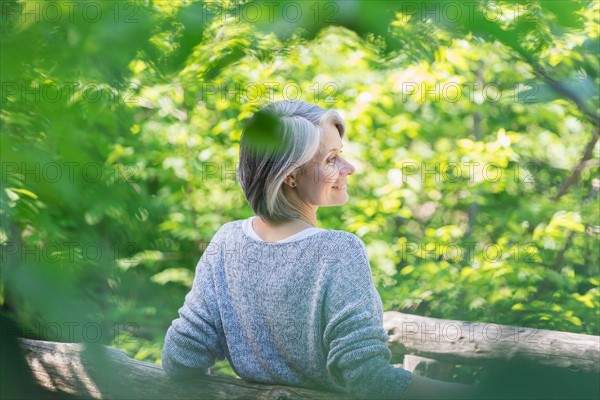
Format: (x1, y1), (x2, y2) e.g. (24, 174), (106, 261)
(237, 100), (345, 223)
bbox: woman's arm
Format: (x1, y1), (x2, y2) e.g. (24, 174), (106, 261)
(323, 234), (413, 398)
(162, 254), (224, 378)
(324, 234), (479, 399)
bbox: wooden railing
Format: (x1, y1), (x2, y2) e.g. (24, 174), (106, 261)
(13, 312), (600, 399)
(383, 311), (599, 376)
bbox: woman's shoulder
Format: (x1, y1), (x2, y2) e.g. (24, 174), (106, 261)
(309, 230), (369, 265)
(202, 220), (244, 244)
(322, 229), (366, 248)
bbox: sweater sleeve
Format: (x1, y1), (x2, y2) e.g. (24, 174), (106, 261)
(324, 234), (413, 399)
(161, 251), (224, 379)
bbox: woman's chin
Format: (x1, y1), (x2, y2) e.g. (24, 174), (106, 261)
(330, 195), (349, 206)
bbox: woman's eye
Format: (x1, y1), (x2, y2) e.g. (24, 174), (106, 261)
(327, 151), (342, 163)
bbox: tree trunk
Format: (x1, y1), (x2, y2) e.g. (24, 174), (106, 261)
(383, 311), (600, 373)
(18, 338), (348, 400)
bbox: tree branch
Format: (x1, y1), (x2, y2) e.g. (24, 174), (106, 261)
(553, 125), (600, 201)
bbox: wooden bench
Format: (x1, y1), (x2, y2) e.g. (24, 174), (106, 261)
(13, 312), (600, 399)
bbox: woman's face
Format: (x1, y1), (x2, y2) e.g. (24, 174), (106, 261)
(294, 124), (355, 207)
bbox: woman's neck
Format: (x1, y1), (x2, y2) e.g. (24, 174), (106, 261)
(252, 216), (316, 243)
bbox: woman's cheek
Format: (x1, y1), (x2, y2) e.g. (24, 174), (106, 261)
(322, 165), (337, 185)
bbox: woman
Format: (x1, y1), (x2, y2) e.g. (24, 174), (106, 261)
(162, 100), (475, 399)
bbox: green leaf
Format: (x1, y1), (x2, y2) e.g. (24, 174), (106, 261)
(151, 268), (194, 287)
(7, 188), (38, 199)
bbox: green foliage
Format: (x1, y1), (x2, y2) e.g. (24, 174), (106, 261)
(1, 0), (598, 384)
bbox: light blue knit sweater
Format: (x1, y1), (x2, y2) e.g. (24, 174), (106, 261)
(161, 219), (413, 398)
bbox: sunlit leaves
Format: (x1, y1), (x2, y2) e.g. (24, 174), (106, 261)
(151, 268), (194, 287)
(1, 2), (598, 382)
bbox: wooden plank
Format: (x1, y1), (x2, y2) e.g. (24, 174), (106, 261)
(403, 355), (454, 380)
(383, 311), (600, 373)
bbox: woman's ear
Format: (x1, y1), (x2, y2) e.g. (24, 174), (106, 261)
(283, 174), (296, 187)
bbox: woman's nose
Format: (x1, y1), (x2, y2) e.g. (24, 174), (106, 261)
(340, 159), (355, 175)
